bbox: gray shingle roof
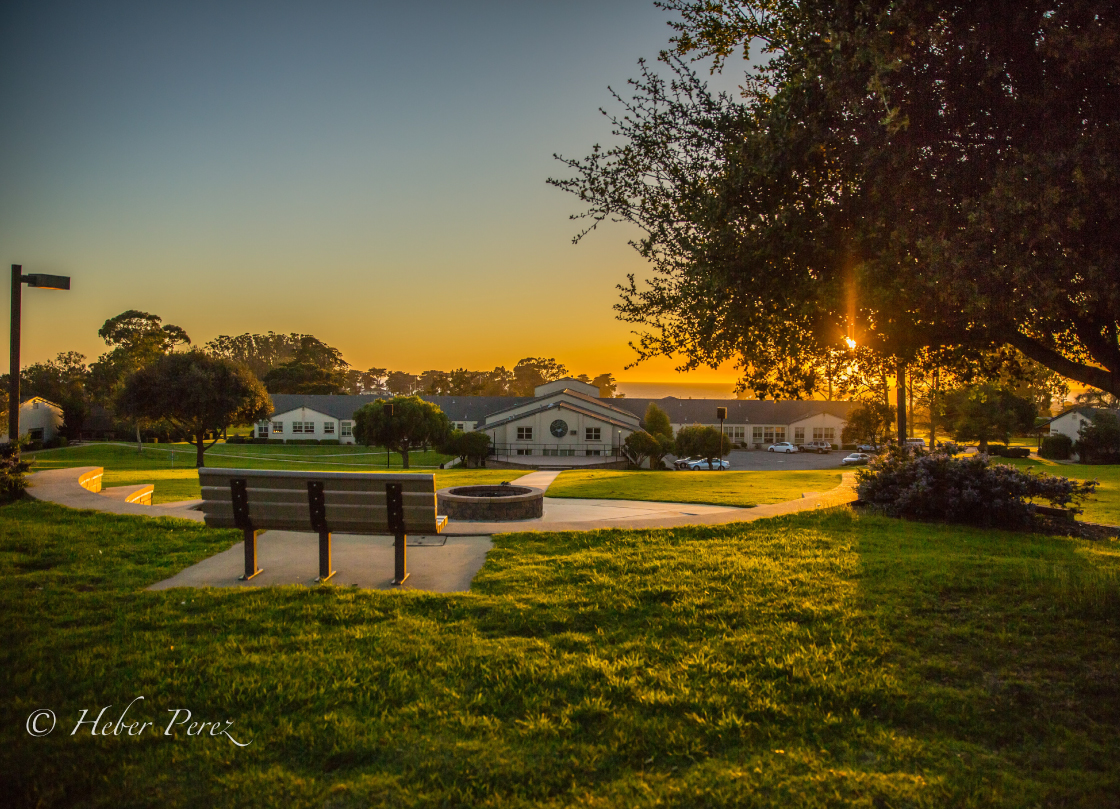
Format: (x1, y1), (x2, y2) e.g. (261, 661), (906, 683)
(268, 394), (853, 427)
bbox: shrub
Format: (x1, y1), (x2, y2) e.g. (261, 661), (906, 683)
(1040, 434), (1072, 460)
(987, 443), (1008, 456)
(0, 441), (32, 502)
(319, 439), (340, 446)
(226, 435), (247, 444)
(856, 449), (1097, 528)
(1075, 411), (1120, 464)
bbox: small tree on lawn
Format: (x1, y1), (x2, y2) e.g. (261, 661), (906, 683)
(116, 351), (272, 468)
(641, 402), (676, 468)
(944, 384), (1037, 453)
(674, 425), (731, 466)
(841, 401), (895, 447)
(623, 430), (663, 469)
(442, 430), (491, 467)
(353, 396), (450, 470)
(0, 439), (32, 502)
(1075, 411), (1120, 464)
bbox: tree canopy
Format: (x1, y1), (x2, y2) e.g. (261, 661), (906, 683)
(116, 350), (272, 467)
(352, 397), (451, 469)
(552, 1), (1120, 398)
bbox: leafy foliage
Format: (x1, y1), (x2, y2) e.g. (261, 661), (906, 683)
(1075, 411), (1120, 464)
(0, 440), (31, 502)
(115, 350), (272, 467)
(943, 384), (1037, 451)
(353, 397), (451, 469)
(841, 401), (895, 446)
(1041, 433), (1074, 460)
(552, 1), (1120, 396)
(621, 430), (664, 469)
(674, 424), (730, 463)
(19, 351), (90, 439)
(442, 430), (492, 467)
(857, 448), (1097, 527)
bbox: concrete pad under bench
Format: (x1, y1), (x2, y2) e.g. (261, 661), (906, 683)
(149, 532), (492, 592)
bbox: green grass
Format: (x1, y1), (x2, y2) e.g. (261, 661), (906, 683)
(28, 444), (518, 504)
(545, 469), (844, 508)
(2, 500), (1119, 806)
(991, 457), (1120, 526)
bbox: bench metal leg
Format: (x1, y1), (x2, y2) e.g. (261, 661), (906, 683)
(317, 530), (336, 582)
(239, 528), (263, 581)
(392, 532), (409, 585)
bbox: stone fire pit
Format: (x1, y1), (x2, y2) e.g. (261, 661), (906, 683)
(437, 484), (544, 521)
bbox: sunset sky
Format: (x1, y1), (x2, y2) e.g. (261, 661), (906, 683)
(0, 0), (741, 392)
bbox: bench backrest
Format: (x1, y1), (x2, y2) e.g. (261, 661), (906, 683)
(198, 468), (443, 534)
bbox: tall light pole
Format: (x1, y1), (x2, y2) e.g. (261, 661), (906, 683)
(9, 265), (70, 443)
(716, 407), (727, 471)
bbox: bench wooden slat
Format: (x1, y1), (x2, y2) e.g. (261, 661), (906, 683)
(199, 486), (437, 507)
(200, 501), (444, 533)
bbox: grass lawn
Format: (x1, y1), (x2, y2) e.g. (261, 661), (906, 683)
(2, 501), (1119, 806)
(991, 457), (1120, 526)
(28, 444), (515, 504)
(545, 469), (844, 508)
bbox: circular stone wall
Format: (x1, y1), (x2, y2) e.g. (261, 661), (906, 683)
(437, 485), (544, 521)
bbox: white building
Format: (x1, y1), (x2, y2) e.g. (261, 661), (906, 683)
(2, 397), (64, 444)
(261, 378), (854, 467)
(1043, 406), (1120, 452)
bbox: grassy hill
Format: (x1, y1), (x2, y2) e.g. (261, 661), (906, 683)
(2, 500), (1118, 807)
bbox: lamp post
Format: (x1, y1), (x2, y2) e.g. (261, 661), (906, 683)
(9, 265), (70, 443)
(384, 402), (394, 468)
(716, 407), (727, 471)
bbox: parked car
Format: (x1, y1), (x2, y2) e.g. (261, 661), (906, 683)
(767, 441), (798, 453)
(673, 456), (700, 470)
(802, 441), (833, 454)
(905, 438), (927, 449)
(684, 458), (731, 470)
(856, 443), (881, 453)
(840, 452), (872, 466)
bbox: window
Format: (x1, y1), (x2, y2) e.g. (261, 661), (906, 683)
(340, 421), (353, 437)
(763, 426), (775, 443)
(323, 422), (335, 434)
(812, 427), (823, 441)
(517, 427), (533, 441)
(585, 449), (602, 456)
(454, 423), (464, 431)
(730, 426), (745, 440)
(793, 427), (804, 443)
(824, 427), (835, 442)
(28, 428), (44, 440)
(257, 424), (268, 438)
(544, 448), (576, 457)
(515, 448), (533, 456)
(775, 427), (786, 442)
(272, 421), (284, 434)
(585, 427), (601, 441)
(752, 426), (763, 442)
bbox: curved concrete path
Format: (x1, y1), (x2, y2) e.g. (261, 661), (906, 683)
(27, 465), (857, 533)
(25, 465), (856, 592)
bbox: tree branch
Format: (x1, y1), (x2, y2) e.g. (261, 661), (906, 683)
(1003, 331), (1119, 396)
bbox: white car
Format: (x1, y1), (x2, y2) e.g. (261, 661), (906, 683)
(673, 456), (700, 470)
(840, 452), (872, 466)
(684, 458), (731, 470)
(767, 442), (798, 453)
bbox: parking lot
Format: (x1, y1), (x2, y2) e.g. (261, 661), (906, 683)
(672, 448), (849, 471)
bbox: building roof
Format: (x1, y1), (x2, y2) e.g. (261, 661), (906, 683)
(1041, 406), (1120, 426)
(268, 394), (536, 423)
(610, 397), (854, 425)
(480, 400), (638, 432)
(267, 393), (854, 427)
(482, 388), (637, 423)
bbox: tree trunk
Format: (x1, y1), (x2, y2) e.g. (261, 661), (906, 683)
(907, 375), (914, 438)
(196, 431), (206, 468)
(896, 360), (907, 446)
(401, 438), (410, 470)
(136, 425), (143, 453)
(929, 367), (939, 448)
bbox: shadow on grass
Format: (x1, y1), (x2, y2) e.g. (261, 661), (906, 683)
(1, 499), (1118, 807)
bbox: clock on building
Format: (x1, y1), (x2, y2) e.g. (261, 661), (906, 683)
(550, 419), (568, 438)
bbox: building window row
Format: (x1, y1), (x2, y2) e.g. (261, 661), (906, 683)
(812, 427), (836, 442)
(265, 421), (345, 436)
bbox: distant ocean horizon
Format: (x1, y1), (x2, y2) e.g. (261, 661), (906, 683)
(615, 381), (739, 400)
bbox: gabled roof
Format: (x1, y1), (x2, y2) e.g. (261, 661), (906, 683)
(482, 388), (637, 423)
(1042, 406), (1120, 426)
(19, 396), (62, 409)
(268, 394), (536, 423)
(480, 400), (638, 432)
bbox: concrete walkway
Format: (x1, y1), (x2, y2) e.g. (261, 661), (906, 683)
(25, 465), (856, 592)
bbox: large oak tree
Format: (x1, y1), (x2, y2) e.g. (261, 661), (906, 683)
(552, 1), (1120, 400)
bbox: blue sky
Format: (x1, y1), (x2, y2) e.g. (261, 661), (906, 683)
(1, 0), (740, 387)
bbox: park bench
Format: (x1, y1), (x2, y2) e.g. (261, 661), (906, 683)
(198, 469), (447, 585)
